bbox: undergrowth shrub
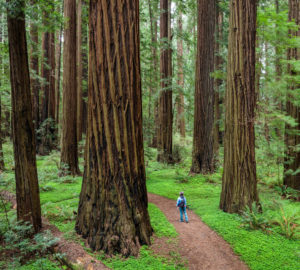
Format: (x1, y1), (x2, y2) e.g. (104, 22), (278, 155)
(274, 185), (300, 201)
(0, 218), (59, 268)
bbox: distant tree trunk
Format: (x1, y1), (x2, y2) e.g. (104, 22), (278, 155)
(157, 0), (173, 163)
(61, 0), (79, 175)
(76, 0), (83, 142)
(0, 14), (4, 171)
(29, 1), (40, 132)
(76, 0), (152, 256)
(7, 0), (41, 232)
(55, 19), (62, 126)
(213, 4), (223, 159)
(220, 0), (259, 213)
(284, 0), (300, 190)
(190, 0), (216, 174)
(176, 11), (185, 138)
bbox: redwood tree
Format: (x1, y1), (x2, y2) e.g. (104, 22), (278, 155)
(176, 10), (185, 138)
(157, 0), (173, 163)
(60, 0), (80, 175)
(76, 0), (152, 256)
(190, 0), (216, 174)
(7, 0), (41, 232)
(220, 0), (259, 213)
(0, 14), (4, 171)
(284, 0), (300, 190)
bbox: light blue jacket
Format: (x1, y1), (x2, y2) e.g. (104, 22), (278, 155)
(176, 196), (186, 207)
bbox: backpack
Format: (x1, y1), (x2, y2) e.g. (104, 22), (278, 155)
(178, 197), (185, 208)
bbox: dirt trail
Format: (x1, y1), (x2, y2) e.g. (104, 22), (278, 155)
(148, 193), (249, 270)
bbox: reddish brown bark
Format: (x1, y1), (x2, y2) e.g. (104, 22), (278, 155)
(220, 0), (259, 213)
(176, 11), (185, 138)
(7, 0), (42, 232)
(61, 0), (80, 175)
(157, 0), (173, 163)
(190, 0), (216, 174)
(284, 0), (300, 190)
(76, 0), (152, 256)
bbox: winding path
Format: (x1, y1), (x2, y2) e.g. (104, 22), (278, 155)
(148, 193), (249, 270)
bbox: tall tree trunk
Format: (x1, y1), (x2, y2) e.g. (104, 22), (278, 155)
(176, 11), (185, 138)
(220, 0), (259, 213)
(0, 14), (4, 171)
(284, 0), (300, 190)
(157, 0), (173, 163)
(213, 4), (223, 160)
(61, 0), (80, 175)
(7, 0), (41, 232)
(29, 1), (40, 132)
(55, 17), (63, 126)
(190, 0), (216, 174)
(76, 0), (83, 142)
(76, 0), (152, 256)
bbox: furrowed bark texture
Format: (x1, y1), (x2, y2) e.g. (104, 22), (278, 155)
(75, 0), (152, 257)
(55, 21), (62, 125)
(190, 0), (215, 174)
(61, 0), (80, 175)
(7, 0), (41, 232)
(157, 0), (173, 163)
(176, 12), (185, 138)
(284, 0), (300, 190)
(220, 0), (259, 213)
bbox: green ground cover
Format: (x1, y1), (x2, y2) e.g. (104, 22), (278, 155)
(0, 142), (299, 270)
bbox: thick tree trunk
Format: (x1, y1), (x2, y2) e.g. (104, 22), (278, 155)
(76, 0), (152, 256)
(60, 0), (80, 175)
(176, 12), (185, 138)
(190, 0), (216, 174)
(213, 4), (223, 160)
(157, 0), (173, 163)
(284, 0), (300, 190)
(220, 0), (259, 213)
(7, 0), (41, 232)
(76, 0), (83, 142)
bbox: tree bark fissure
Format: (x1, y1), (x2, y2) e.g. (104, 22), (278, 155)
(76, 0), (152, 257)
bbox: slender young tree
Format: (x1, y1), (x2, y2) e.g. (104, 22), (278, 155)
(284, 0), (300, 190)
(176, 10), (185, 138)
(157, 0), (173, 163)
(76, 0), (152, 256)
(55, 14), (62, 126)
(190, 0), (216, 174)
(7, 0), (41, 232)
(220, 0), (259, 213)
(60, 0), (80, 175)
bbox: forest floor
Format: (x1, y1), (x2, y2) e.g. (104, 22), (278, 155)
(148, 193), (248, 270)
(0, 141), (299, 269)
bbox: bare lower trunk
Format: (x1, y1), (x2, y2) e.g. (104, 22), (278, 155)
(7, 0), (41, 232)
(157, 0), (173, 163)
(220, 0), (259, 213)
(76, 0), (152, 257)
(190, 0), (216, 174)
(60, 0), (80, 176)
(284, 0), (300, 190)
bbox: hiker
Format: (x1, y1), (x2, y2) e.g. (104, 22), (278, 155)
(177, 191), (188, 223)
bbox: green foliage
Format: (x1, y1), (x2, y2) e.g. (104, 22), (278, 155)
(240, 203), (272, 234)
(271, 207), (300, 239)
(274, 185), (300, 200)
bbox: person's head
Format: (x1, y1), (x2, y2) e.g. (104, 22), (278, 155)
(179, 191), (184, 197)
